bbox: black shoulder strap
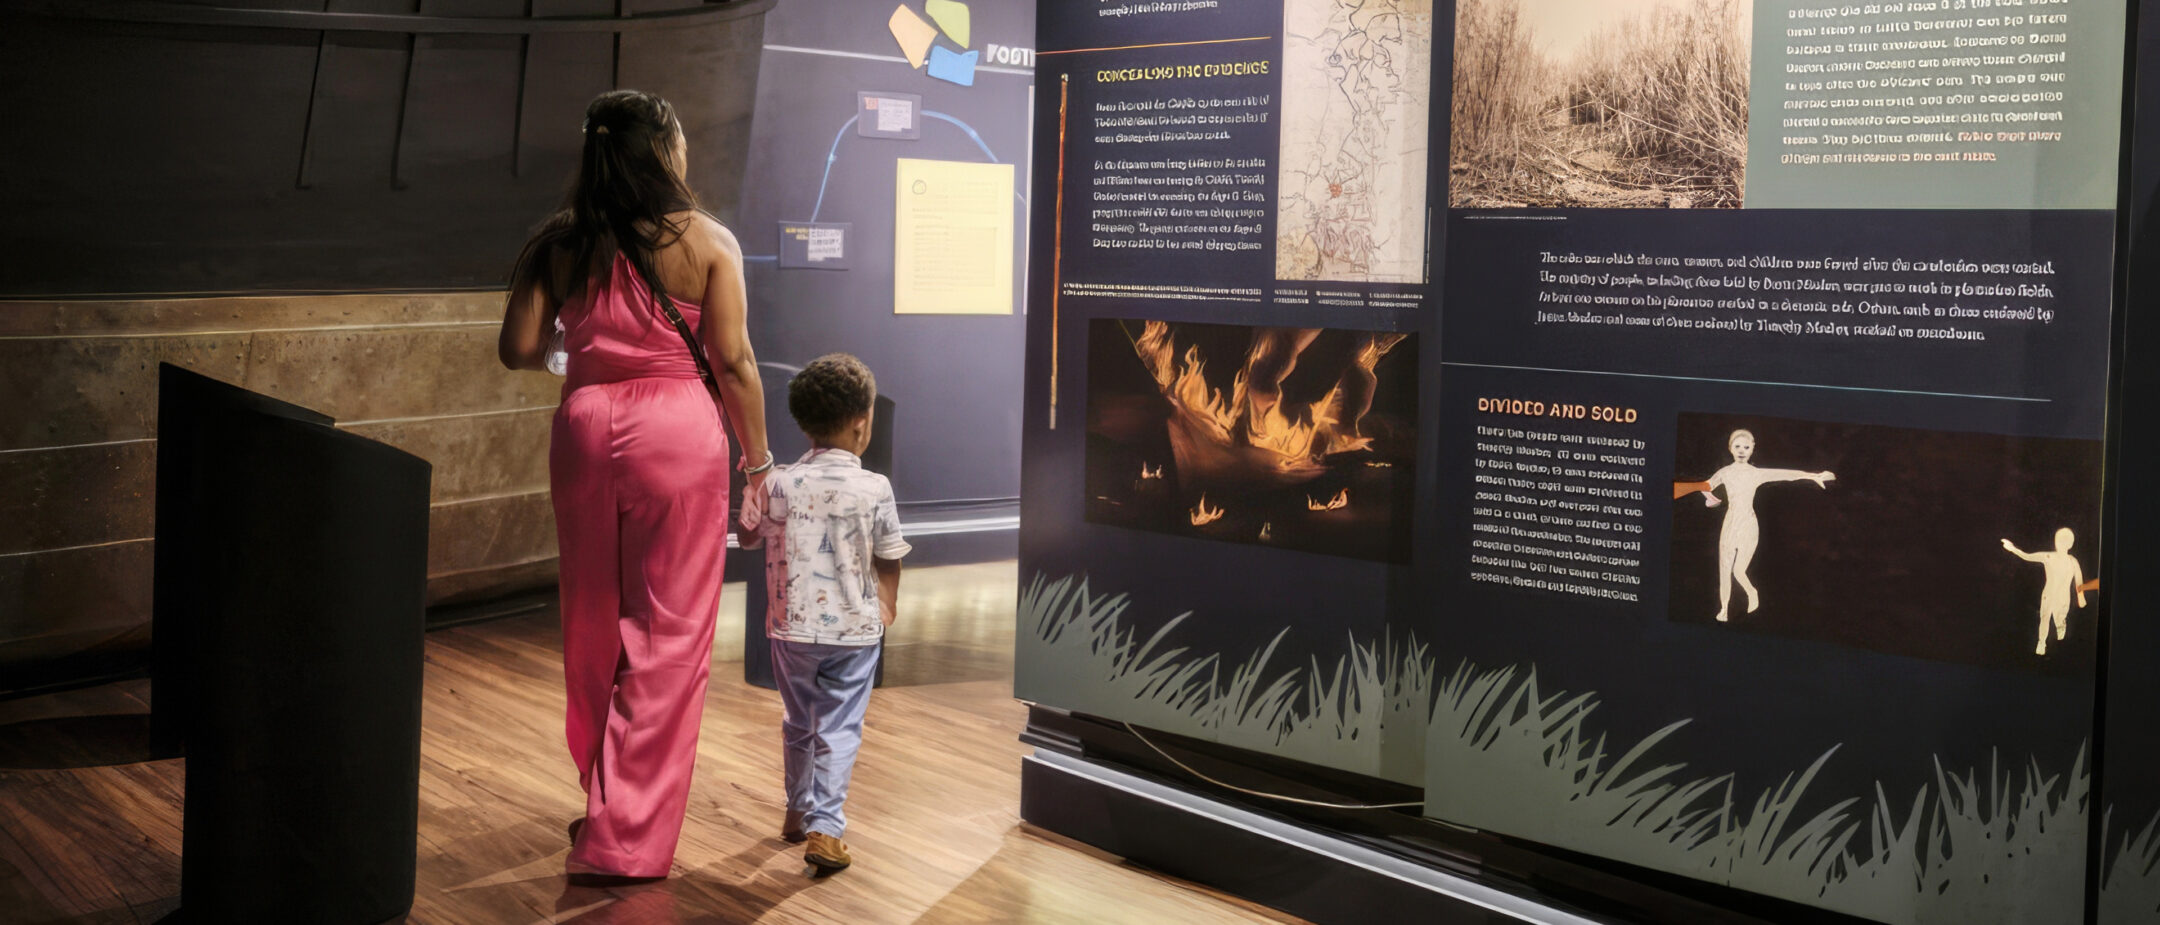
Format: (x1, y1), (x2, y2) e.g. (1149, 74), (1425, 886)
(627, 253), (723, 398)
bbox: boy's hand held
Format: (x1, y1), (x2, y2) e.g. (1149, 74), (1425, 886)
(738, 482), (766, 531)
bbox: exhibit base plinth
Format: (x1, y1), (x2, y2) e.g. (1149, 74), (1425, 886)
(1020, 749), (1605, 925)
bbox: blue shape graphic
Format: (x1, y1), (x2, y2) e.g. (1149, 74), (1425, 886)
(926, 46), (978, 87)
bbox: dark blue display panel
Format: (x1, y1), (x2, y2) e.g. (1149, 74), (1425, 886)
(1018, 0), (2139, 922)
(1019, 0), (1436, 783)
(1426, 0), (2123, 919)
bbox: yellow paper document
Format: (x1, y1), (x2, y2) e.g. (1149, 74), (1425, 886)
(893, 158), (1015, 315)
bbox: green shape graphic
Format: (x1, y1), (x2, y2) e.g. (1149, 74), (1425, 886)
(926, 0), (970, 48)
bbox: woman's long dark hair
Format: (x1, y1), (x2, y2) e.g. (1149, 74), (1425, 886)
(512, 89), (700, 303)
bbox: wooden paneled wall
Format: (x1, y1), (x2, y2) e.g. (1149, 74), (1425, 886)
(0, 292), (561, 689)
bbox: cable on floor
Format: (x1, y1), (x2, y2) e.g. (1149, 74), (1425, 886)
(1121, 721), (1426, 811)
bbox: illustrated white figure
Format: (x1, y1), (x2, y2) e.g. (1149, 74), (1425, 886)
(2002, 528), (2088, 656)
(1683, 429), (1836, 622)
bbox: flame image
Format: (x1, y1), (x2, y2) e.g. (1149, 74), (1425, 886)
(1087, 317), (1417, 563)
(1133, 321), (1407, 492)
(1190, 494), (1225, 526)
(1306, 488), (1350, 511)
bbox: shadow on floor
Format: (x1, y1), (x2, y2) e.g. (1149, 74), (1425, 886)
(557, 838), (817, 924)
(880, 642), (1010, 688)
(0, 713), (161, 770)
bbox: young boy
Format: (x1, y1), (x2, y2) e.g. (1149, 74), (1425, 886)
(741, 353), (907, 874)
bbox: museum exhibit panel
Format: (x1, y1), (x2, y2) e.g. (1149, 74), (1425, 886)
(1014, 0), (2160, 922)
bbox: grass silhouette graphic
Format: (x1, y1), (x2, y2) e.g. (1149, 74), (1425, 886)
(1015, 574), (1430, 778)
(1018, 572), (2094, 924)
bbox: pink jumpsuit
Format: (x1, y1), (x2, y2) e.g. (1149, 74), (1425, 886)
(549, 252), (730, 877)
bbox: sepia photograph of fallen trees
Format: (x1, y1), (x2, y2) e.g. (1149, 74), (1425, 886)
(1450, 0), (1751, 209)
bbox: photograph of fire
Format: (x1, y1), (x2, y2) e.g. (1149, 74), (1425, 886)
(1084, 318), (1418, 562)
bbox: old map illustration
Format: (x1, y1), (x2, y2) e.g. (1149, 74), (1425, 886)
(1276, 0), (1434, 283)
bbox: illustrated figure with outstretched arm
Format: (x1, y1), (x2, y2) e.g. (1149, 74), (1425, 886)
(2002, 528), (2087, 655)
(1677, 429), (1836, 622)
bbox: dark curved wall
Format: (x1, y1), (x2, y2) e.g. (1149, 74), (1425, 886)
(0, 0), (770, 693)
(1, 0), (766, 295)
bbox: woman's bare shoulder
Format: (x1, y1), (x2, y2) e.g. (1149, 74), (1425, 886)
(665, 211), (736, 259)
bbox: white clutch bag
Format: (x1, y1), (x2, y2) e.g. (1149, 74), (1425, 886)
(545, 320), (569, 377)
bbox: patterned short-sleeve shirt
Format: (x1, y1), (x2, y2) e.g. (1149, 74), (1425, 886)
(753, 447), (910, 645)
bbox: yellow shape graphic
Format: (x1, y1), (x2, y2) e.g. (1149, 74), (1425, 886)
(888, 4), (938, 68)
(925, 0), (971, 48)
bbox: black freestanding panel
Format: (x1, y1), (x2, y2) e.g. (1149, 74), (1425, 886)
(152, 364), (430, 923)
(151, 367), (333, 757)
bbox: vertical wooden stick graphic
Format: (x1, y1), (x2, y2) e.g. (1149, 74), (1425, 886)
(1051, 73), (1069, 429)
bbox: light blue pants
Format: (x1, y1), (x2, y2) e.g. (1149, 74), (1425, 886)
(771, 640), (881, 838)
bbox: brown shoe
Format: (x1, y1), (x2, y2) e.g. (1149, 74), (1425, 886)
(781, 810), (806, 844)
(804, 831), (852, 874)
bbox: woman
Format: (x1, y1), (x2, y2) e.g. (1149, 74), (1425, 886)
(498, 89), (772, 881)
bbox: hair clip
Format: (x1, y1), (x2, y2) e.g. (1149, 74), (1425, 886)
(594, 125), (610, 135)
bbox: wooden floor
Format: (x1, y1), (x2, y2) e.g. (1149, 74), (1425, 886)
(0, 561), (1303, 925)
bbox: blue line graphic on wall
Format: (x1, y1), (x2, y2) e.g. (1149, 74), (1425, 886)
(924, 111), (997, 162)
(807, 110), (1022, 223)
(810, 115), (862, 222)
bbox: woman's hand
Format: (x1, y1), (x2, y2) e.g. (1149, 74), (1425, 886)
(738, 467), (772, 531)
